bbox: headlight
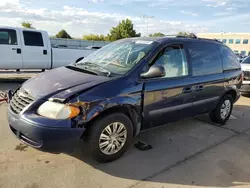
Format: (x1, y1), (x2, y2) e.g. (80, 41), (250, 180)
(37, 101), (80, 120)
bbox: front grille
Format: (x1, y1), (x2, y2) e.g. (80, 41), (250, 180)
(243, 71), (250, 81)
(10, 89), (35, 114)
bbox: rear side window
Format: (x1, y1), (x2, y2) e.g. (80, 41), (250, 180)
(219, 45), (240, 71)
(187, 42), (222, 76)
(23, 31), (44, 46)
(0, 29), (17, 45)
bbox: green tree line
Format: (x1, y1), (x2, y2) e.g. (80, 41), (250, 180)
(83, 19), (140, 41)
(21, 20), (196, 41)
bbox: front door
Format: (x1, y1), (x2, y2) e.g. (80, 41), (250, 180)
(0, 29), (22, 69)
(21, 30), (50, 69)
(142, 43), (195, 130)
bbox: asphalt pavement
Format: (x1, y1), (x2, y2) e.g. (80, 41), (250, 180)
(1, 81), (250, 188)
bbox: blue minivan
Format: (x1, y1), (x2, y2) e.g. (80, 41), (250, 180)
(8, 36), (242, 162)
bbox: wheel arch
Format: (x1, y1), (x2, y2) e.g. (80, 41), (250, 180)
(83, 104), (141, 138)
(223, 89), (237, 102)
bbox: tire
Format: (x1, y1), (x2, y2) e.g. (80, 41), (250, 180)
(88, 113), (133, 163)
(209, 94), (233, 126)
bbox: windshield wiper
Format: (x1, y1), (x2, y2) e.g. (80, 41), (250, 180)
(77, 62), (97, 66)
(65, 65), (99, 76)
(76, 62), (112, 77)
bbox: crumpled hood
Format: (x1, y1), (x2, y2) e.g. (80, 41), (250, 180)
(22, 67), (110, 99)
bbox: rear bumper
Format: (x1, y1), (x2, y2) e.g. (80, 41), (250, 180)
(7, 107), (86, 152)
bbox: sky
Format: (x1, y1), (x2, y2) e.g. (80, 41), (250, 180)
(1, 0), (250, 38)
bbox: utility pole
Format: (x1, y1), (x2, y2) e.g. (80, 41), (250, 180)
(142, 15), (154, 36)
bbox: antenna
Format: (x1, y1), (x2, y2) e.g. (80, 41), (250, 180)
(142, 15), (154, 36)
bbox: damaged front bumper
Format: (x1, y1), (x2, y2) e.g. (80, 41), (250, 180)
(7, 90), (86, 152)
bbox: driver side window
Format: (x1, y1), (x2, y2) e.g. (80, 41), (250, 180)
(152, 44), (188, 78)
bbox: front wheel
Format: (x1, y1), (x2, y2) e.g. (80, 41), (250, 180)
(209, 94), (233, 125)
(88, 113), (133, 163)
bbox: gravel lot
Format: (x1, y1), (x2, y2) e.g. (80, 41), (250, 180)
(1, 81), (250, 188)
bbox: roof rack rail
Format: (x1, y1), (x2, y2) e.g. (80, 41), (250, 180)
(197, 37), (223, 43)
(165, 33), (222, 43)
(164, 34), (198, 39)
(163, 35), (223, 43)
(163, 35), (179, 37)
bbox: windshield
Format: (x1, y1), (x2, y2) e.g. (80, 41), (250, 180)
(76, 39), (156, 75)
(242, 56), (250, 64)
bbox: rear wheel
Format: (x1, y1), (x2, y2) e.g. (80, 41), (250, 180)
(88, 113), (133, 163)
(209, 94), (233, 125)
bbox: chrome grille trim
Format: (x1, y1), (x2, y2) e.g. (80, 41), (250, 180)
(10, 88), (35, 114)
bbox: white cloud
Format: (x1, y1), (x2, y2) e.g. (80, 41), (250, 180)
(225, 7), (235, 11)
(0, 0), (207, 37)
(203, 0), (250, 10)
(202, 12), (250, 32)
(180, 10), (198, 16)
(204, 0), (228, 7)
(212, 2), (237, 17)
(0, 0), (21, 11)
(136, 19), (207, 35)
(89, 0), (104, 3)
(213, 11), (232, 16)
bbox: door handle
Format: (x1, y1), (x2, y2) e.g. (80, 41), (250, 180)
(12, 48), (21, 54)
(43, 50), (47, 55)
(195, 85), (204, 91)
(183, 87), (192, 93)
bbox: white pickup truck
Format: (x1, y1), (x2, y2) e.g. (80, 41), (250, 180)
(0, 27), (96, 70)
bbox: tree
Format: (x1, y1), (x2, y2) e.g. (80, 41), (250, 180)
(149, 32), (165, 37)
(83, 34), (106, 41)
(56, 30), (72, 39)
(177, 32), (197, 38)
(21, 22), (34, 29)
(107, 19), (141, 41)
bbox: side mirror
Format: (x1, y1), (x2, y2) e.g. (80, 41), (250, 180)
(140, 65), (166, 79)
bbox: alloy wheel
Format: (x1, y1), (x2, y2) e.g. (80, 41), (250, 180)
(220, 99), (231, 120)
(99, 122), (127, 155)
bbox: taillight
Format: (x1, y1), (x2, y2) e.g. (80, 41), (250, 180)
(241, 72), (244, 81)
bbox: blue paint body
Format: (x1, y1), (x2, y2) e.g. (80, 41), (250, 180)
(7, 37), (242, 151)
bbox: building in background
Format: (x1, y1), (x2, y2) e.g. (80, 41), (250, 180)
(197, 33), (250, 56)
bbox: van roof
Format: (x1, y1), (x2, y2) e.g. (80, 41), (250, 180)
(157, 36), (223, 44)
(120, 36), (222, 45)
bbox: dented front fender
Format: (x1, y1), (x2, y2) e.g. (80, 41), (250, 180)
(72, 95), (142, 124)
